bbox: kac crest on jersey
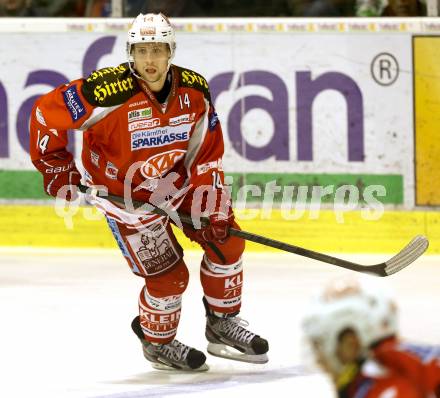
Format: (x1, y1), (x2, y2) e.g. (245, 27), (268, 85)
(140, 149), (186, 179)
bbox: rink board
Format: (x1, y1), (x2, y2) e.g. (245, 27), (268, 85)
(2, 18), (440, 209)
(0, 205), (437, 253)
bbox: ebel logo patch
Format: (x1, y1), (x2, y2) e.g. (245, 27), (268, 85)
(131, 124), (191, 151)
(128, 107), (152, 122)
(90, 150), (100, 167)
(129, 118), (160, 132)
(141, 149), (186, 179)
(169, 113), (195, 126)
(62, 85), (86, 121)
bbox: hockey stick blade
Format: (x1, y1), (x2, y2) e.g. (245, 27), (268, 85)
(229, 229), (428, 277)
(77, 184), (429, 277)
(381, 235), (429, 276)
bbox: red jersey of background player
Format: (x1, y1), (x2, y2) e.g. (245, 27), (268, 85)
(371, 337), (440, 397)
(339, 358), (424, 398)
(340, 339), (440, 398)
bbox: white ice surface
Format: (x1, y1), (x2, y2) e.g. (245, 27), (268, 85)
(0, 248), (438, 398)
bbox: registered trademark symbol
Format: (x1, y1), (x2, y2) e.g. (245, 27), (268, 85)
(371, 53), (399, 86)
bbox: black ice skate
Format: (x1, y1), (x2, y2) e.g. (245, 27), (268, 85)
(203, 298), (269, 364)
(131, 316), (208, 372)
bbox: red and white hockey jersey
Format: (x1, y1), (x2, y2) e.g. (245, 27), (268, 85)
(372, 337), (440, 398)
(29, 63), (226, 226)
(339, 359), (424, 398)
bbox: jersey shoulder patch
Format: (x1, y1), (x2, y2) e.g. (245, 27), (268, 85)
(176, 66), (212, 104)
(81, 63), (140, 107)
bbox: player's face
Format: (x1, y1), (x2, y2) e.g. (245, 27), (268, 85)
(335, 329), (361, 365)
(310, 329), (362, 381)
(133, 43), (170, 90)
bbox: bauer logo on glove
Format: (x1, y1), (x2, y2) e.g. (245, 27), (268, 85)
(33, 150), (82, 201)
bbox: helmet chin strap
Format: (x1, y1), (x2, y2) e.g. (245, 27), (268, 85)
(127, 60), (144, 81)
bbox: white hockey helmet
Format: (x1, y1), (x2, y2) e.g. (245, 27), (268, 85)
(302, 277), (398, 374)
(127, 13), (176, 66)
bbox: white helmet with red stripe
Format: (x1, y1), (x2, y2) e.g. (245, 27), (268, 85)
(302, 277), (398, 373)
(127, 13), (176, 67)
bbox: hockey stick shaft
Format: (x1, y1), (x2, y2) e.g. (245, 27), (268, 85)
(77, 184), (427, 276)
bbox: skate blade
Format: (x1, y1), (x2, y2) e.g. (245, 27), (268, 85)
(151, 362), (209, 372)
(207, 343), (269, 364)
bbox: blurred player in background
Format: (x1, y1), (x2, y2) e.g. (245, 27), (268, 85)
(302, 277), (440, 397)
(28, 13), (268, 371)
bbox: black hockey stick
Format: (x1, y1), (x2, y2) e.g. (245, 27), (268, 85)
(77, 184), (429, 277)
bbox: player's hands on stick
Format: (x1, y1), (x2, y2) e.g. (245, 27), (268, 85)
(33, 150), (81, 201)
(197, 211), (234, 244)
(77, 184), (429, 276)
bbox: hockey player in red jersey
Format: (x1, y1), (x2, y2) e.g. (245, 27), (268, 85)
(29, 13), (268, 371)
(369, 317), (440, 397)
(302, 277), (439, 398)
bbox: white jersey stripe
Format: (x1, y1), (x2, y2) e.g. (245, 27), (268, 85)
(78, 104), (123, 131)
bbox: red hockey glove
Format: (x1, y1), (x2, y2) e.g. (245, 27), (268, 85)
(198, 211), (234, 244)
(33, 150), (81, 201)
